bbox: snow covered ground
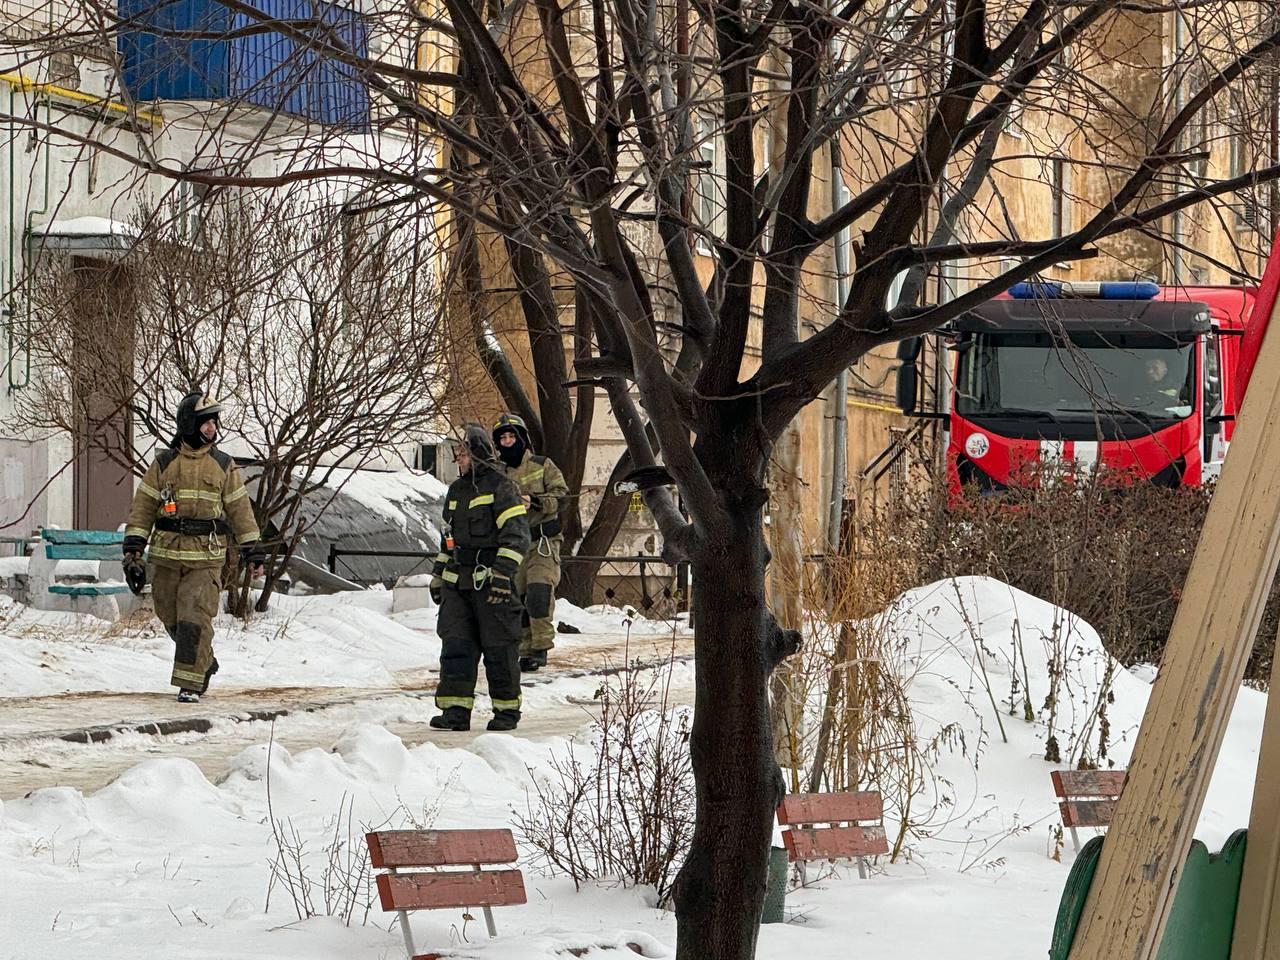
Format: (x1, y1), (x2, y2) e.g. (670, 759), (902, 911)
(0, 588), (675, 699)
(0, 576), (1267, 959)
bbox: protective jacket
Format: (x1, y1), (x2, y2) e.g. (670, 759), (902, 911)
(125, 443), (260, 569)
(432, 464), (530, 589)
(501, 451), (568, 540)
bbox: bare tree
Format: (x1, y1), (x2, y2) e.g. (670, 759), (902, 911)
(9, 0), (1280, 955)
(15, 191), (447, 610)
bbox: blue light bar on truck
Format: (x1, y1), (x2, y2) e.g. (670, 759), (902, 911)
(1007, 281), (1160, 300)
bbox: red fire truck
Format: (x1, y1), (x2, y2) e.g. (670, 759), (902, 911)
(895, 280), (1270, 495)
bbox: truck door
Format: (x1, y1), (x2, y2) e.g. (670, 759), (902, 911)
(1203, 333), (1227, 480)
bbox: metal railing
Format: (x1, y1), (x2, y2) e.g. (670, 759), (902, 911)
(326, 545), (690, 614)
(327, 546), (436, 586)
(0, 536), (32, 558)
(562, 554), (690, 615)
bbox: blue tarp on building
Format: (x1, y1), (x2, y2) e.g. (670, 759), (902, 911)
(118, 0), (370, 127)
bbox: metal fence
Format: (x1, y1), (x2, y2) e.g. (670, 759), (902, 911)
(326, 545), (690, 615)
(0, 537), (30, 557)
(562, 554), (690, 615)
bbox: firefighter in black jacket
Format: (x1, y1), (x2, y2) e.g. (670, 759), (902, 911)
(428, 425), (531, 732)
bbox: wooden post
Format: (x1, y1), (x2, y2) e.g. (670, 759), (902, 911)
(1230, 651), (1280, 959)
(1067, 257), (1280, 960)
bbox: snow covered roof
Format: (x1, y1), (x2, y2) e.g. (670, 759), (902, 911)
(26, 217), (139, 257)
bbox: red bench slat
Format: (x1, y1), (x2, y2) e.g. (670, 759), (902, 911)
(376, 869), (527, 911)
(776, 791), (883, 825)
(782, 824), (889, 862)
(1059, 799), (1118, 829)
(1050, 770), (1125, 799)
(366, 830), (517, 869)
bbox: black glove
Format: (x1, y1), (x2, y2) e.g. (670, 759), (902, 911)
(121, 536), (148, 595)
(122, 552), (147, 596)
(527, 495), (543, 512)
(487, 570), (516, 605)
(429, 577), (443, 605)
(240, 543), (267, 571)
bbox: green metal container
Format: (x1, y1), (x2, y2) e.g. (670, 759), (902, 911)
(1050, 829), (1249, 960)
(760, 845), (789, 924)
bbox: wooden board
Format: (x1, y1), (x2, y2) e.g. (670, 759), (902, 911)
(776, 791), (882, 825)
(366, 830), (517, 869)
(1060, 800), (1119, 829)
(782, 824), (889, 862)
(1066, 230), (1280, 960)
(47, 583), (130, 596)
(1051, 770), (1126, 799)
(44, 544), (121, 561)
(376, 869), (527, 911)
(40, 529), (122, 545)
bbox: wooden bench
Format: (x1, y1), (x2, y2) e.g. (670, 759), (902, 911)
(1052, 769), (1126, 852)
(366, 829), (526, 957)
(777, 791), (890, 881)
(28, 529), (140, 620)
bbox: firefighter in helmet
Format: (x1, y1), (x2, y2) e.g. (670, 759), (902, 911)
(428, 425), (531, 731)
(121, 392), (264, 703)
(492, 413), (569, 672)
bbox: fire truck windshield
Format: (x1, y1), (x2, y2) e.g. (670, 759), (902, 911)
(954, 331), (1195, 426)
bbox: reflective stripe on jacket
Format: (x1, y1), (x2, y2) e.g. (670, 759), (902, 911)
(431, 464), (530, 588)
(125, 443), (260, 569)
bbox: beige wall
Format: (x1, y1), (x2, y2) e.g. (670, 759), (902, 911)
(435, 3), (1270, 552)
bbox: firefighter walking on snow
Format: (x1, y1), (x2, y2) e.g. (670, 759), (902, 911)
(121, 393), (264, 703)
(429, 425), (531, 731)
(492, 413), (568, 673)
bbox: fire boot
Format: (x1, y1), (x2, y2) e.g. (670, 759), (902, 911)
(486, 710), (520, 732)
(519, 650), (548, 673)
(429, 707), (471, 731)
(200, 656), (219, 695)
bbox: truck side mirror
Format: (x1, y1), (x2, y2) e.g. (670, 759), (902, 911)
(895, 362), (918, 415)
(896, 336), (922, 362)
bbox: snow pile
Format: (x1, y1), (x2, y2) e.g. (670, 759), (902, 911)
(319, 466), (449, 524)
(0, 725), (673, 959)
(865, 577), (1262, 852)
(0, 575), (1267, 960)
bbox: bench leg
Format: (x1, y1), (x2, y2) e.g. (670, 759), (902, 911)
(470, 863), (498, 938)
(1070, 826), (1081, 854)
(397, 909), (415, 957)
(857, 856), (868, 880)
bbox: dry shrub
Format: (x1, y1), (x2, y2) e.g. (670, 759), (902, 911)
(515, 644), (693, 901)
(772, 534), (985, 863)
(912, 469), (1276, 684)
(770, 464), (1279, 863)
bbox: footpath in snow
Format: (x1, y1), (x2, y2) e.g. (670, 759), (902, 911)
(0, 575), (1269, 959)
(0, 588), (690, 798)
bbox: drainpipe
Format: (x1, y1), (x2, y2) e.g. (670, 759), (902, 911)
(826, 152), (851, 553)
(8, 87), (50, 392)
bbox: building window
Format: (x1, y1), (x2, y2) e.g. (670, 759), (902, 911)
(1050, 157), (1071, 239)
(173, 169), (209, 242)
(884, 1), (913, 99)
(695, 118), (719, 254)
(886, 268), (908, 310)
(760, 123), (773, 251)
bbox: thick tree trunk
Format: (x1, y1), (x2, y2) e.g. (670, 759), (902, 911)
(674, 504), (783, 960)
